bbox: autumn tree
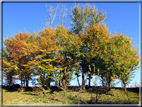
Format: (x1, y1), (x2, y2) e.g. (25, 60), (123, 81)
(55, 26), (81, 87)
(112, 34), (139, 93)
(2, 47), (18, 87)
(54, 26), (82, 103)
(3, 34), (24, 87)
(81, 23), (111, 88)
(95, 32), (139, 91)
(3, 32), (38, 88)
(70, 4), (106, 91)
(27, 28), (60, 88)
(19, 32), (39, 87)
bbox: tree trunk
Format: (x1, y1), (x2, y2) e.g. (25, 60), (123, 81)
(26, 80), (28, 88)
(101, 75), (104, 86)
(107, 78), (111, 91)
(89, 77), (90, 87)
(21, 79), (22, 86)
(124, 84), (126, 92)
(82, 73), (85, 92)
(88, 74), (92, 87)
(47, 75), (51, 87)
(124, 83), (127, 96)
(77, 76), (80, 87)
(63, 73), (67, 90)
(7, 74), (12, 88)
(107, 71), (112, 91)
(21, 79), (24, 87)
(59, 80), (61, 86)
(9, 76), (12, 88)
(47, 81), (50, 87)
(59, 71), (61, 86)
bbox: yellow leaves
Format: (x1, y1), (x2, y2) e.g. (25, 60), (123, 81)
(57, 67), (63, 71)
(35, 55), (43, 59)
(111, 76), (115, 81)
(89, 65), (91, 71)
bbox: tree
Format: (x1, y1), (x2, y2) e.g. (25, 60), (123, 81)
(3, 31), (37, 88)
(112, 34), (139, 93)
(70, 4), (84, 35)
(3, 33), (25, 87)
(55, 26), (81, 87)
(3, 47), (18, 87)
(54, 26), (82, 104)
(59, 5), (68, 27)
(45, 4), (58, 29)
(97, 33), (139, 92)
(19, 32), (39, 87)
(28, 28), (60, 88)
(70, 4), (106, 35)
(80, 23), (110, 88)
(70, 4), (106, 91)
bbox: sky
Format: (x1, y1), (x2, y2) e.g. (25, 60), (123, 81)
(2, 2), (140, 87)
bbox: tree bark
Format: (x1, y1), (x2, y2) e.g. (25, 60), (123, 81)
(107, 78), (111, 91)
(124, 83), (127, 94)
(77, 76), (80, 87)
(88, 74), (92, 87)
(82, 73), (85, 92)
(101, 75), (104, 86)
(9, 76), (12, 87)
(59, 80), (61, 86)
(21, 79), (22, 86)
(63, 73), (67, 90)
(47, 80), (50, 87)
(107, 71), (112, 91)
(26, 80), (28, 88)
(47, 75), (51, 87)
(89, 77), (90, 87)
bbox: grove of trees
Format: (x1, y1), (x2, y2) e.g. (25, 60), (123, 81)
(3, 4), (139, 95)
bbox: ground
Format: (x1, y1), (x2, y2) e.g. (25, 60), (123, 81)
(2, 86), (139, 105)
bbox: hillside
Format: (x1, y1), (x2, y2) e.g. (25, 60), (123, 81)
(2, 86), (139, 105)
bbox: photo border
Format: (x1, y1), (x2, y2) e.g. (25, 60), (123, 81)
(0, 0), (141, 106)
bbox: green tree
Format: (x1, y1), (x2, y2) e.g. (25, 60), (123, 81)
(70, 4), (106, 35)
(54, 26), (82, 104)
(70, 4), (106, 91)
(112, 34), (139, 93)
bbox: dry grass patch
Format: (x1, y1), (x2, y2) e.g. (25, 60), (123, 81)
(3, 88), (139, 104)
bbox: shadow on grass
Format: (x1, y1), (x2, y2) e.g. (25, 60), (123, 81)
(3, 86), (33, 92)
(3, 86), (139, 94)
(22, 92), (39, 96)
(69, 98), (137, 104)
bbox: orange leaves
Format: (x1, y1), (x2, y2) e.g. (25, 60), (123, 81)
(82, 24), (111, 59)
(39, 27), (56, 38)
(3, 31), (39, 82)
(38, 27), (57, 52)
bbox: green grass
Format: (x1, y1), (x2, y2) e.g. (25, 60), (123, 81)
(3, 88), (139, 105)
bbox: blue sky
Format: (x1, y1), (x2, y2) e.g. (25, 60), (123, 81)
(3, 2), (140, 87)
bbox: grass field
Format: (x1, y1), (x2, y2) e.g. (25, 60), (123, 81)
(2, 87), (139, 105)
